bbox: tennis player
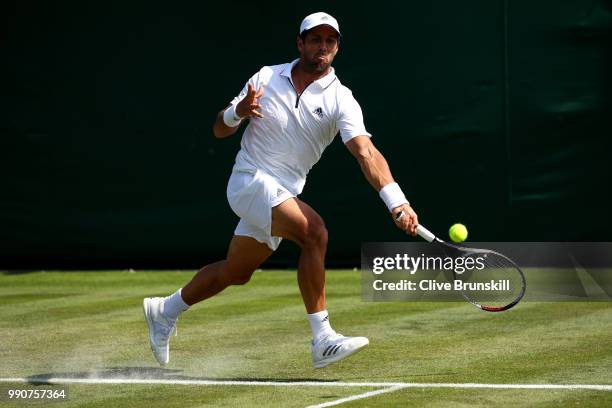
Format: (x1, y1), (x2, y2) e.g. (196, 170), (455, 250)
(144, 12), (418, 369)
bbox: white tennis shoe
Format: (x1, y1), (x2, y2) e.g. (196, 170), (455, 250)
(143, 297), (177, 366)
(311, 333), (369, 368)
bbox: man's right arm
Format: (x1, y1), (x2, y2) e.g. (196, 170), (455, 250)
(212, 84), (265, 139)
(213, 106), (240, 139)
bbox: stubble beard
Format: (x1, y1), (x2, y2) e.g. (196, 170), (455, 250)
(302, 55), (331, 75)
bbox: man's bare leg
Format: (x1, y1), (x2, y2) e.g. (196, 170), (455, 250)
(270, 197), (368, 368)
(271, 198), (328, 314)
(181, 235), (273, 305)
(144, 235), (272, 365)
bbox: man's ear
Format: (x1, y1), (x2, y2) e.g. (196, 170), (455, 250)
(297, 36), (304, 53)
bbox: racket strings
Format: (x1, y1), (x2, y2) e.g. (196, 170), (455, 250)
(456, 252), (524, 308)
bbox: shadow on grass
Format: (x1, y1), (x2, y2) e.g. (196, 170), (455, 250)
(1, 270), (47, 275)
(27, 367), (340, 383)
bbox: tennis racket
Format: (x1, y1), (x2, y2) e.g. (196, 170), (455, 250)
(412, 222), (526, 312)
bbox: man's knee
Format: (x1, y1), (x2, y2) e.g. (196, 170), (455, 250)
(222, 235), (272, 286)
(228, 273), (253, 285)
(223, 263), (256, 285)
(301, 220), (328, 249)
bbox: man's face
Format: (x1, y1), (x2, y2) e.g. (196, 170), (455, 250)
(297, 25), (340, 74)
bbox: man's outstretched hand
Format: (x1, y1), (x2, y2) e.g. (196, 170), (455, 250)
(236, 84), (265, 119)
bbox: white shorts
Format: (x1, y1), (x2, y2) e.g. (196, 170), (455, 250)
(226, 169), (294, 250)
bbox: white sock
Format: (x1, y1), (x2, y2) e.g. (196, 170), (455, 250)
(308, 310), (335, 343)
(161, 288), (189, 320)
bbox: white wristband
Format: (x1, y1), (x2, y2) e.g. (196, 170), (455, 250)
(379, 182), (409, 212)
(223, 104), (243, 128)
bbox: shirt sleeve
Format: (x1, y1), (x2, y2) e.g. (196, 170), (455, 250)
(337, 90), (371, 143)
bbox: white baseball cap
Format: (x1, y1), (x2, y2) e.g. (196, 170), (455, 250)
(299, 12), (341, 37)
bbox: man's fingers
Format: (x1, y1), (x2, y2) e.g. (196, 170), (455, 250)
(391, 206), (419, 236)
(247, 102), (263, 118)
(410, 222), (418, 236)
(400, 213), (418, 236)
(246, 84), (264, 99)
(244, 85), (265, 108)
(410, 214), (419, 236)
(253, 87), (265, 105)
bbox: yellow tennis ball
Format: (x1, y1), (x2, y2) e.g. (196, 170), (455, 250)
(449, 223), (468, 243)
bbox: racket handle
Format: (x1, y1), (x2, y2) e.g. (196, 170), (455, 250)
(416, 224), (436, 242)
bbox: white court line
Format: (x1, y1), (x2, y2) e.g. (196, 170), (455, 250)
(306, 385), (407, 408)
(1, 378), (611, 390)
(1, 377), (611, 408)
(0, 378), (400, 387)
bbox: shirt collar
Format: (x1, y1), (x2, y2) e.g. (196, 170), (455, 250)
(280, 58), (337, 90)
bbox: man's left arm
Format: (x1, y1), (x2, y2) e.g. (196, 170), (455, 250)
(345, 135), (418, 235)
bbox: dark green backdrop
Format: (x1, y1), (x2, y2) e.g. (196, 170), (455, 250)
(2, 1), (611, 268)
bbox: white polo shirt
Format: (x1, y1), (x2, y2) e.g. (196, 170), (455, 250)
(229, 59), (371, 195)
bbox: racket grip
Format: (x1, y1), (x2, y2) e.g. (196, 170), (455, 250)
(416, 224), (436, 242)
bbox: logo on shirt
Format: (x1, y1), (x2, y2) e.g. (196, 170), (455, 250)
(312, 107), (324, 119)
(277, 188), (286, 197)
